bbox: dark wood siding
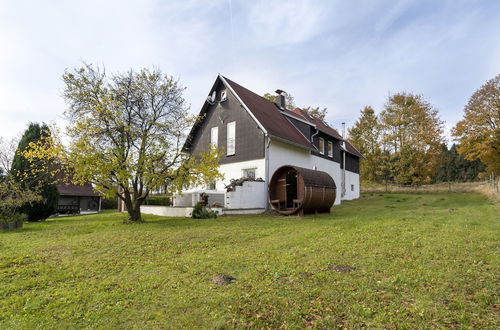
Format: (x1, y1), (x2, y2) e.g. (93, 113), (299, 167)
(286, 117), (312, 140)
(190, 82), (265, 164)
(340, 152), (360, 174)
(310, 131), (341, 163)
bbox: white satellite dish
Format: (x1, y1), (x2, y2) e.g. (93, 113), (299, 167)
(206, 91), (216, 104)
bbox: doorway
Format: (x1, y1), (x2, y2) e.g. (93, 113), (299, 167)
(285, 170), (297, 208)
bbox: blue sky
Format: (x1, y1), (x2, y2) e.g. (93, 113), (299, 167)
(1, 0), (499, 141)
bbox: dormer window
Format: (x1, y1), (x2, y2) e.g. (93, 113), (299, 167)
(220, 89), (228, 102)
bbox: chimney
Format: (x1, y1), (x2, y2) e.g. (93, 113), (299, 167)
(275, 89), (286, 110)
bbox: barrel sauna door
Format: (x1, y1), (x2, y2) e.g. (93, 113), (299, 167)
(285, 170), (298, 208)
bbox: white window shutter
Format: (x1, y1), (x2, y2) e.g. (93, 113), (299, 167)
(227, 121), (236, 155)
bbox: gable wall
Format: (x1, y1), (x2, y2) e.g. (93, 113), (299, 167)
(190, 81), (265, 164)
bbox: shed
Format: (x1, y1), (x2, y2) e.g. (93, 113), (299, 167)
(56, 181), (101, 214)
(269, 165), (336, 215)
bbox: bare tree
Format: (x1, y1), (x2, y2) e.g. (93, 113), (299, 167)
(0, 136), (19, 174)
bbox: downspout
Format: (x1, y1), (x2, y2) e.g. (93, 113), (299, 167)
(341, 122), (346, 199)
(265, 133), (271, 210)
(311, 127), (319, 144)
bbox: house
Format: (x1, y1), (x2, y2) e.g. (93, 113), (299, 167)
(56, 181), (101, 214)
(175, 75), (362, 214)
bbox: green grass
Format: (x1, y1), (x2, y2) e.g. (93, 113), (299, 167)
(1, 193), (498, 328)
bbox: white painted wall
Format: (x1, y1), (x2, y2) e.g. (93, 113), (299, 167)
(141, 205), (194, 217)
(226, 181), (267, 209)
(268, 139), (343, 205)
(217, 158), (266, 190)
(343, 171), (360, 200)
(179, 139), (359, 210)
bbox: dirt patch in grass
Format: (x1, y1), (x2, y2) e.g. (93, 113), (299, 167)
(327, 264), (356, 273)
(212, 274), (236, 285)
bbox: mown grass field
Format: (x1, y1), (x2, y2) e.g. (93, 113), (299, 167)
(1, 193), (498, 328)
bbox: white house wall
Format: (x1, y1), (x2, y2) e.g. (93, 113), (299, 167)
(343, 171), (360, 200)
(268, 139), (344, 205)
(217, 158), (266, 190)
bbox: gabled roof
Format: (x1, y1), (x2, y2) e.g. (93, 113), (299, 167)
(55, 171), (100, 197)
(343, 141), (364, 158)
(184, 75), (363, 158)
(223, 77), (313, 149)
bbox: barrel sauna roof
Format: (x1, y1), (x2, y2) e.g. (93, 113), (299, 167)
(284, 165), (336, 189)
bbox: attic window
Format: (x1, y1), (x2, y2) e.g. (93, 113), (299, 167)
(220, 89), (228, 102)
(328, 141), (333, 157)
(319, 138), (324, 155)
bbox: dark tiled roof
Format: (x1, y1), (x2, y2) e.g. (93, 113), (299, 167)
(223, 77), (313, 149)
(57, 182), (100, 196)
(344, 141), (364, 158)
(186, 75), (363, 158)
(286, 108), (344, 140)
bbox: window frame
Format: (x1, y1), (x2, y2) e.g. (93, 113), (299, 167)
(210, 126), (218, 147)
(327, 141), (333, 157)
(242, 167), (257, 179)
(226, 121), (236, 156)
(319, 137), (325, 155)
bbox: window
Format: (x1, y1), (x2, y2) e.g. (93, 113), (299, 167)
(328, 141), (333, 157)
(242, 168), (256, 179)
(220, 89), (228, 102)
(208, 182), (216, 190)
(319, 137), (324, 155)
(210, 127), (218, 147)
(351, 184), (354, 191)
(227, 121), (236, 155)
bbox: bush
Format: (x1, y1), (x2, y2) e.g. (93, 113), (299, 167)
(0, 213), (27, 224)
(101, 197), (118, 210)
(0, 178), (41, 224)
(191, 203), (217, 219)
(145, 195), (171, 206)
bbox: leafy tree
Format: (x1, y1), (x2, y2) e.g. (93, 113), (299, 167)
(348, 106), (382, 183)
(452, 74), (500, 175)
(25, 64), (222, 223)
(303, 106), (328, 121)
(380, 92), (445, 184)
(11, 123), (58, 221)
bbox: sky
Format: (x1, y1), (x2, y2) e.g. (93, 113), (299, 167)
(1, 0), (499, 142)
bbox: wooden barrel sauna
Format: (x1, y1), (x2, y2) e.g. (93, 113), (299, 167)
(269, 165), (336, 215)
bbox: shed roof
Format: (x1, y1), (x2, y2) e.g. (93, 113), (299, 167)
(57, 182), (100, 197)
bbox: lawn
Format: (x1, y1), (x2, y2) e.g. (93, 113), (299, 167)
(1, 193), (498, 328)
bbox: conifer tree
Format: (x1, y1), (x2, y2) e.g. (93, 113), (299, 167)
(11, 123), (58, 221)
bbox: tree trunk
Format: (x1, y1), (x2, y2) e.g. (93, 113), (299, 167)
(122, 191), (143, 223)
(127, 204), (143, 223)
